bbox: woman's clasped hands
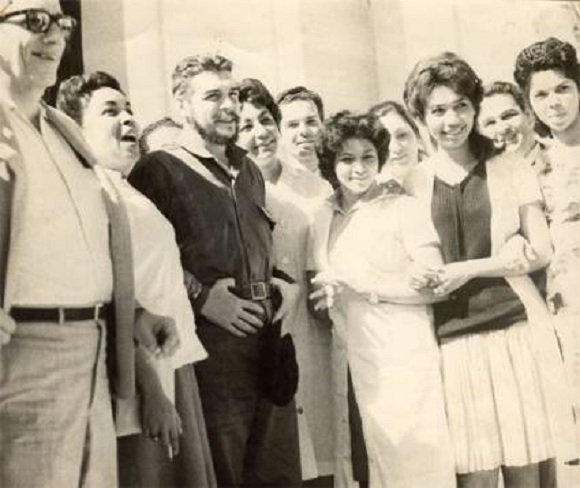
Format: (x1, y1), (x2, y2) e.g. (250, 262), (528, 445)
(409, 262), (473, 297)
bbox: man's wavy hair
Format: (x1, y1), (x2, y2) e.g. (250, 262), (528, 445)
(482, 81), (528, 112)
(276, 86), (324, 121)
(514, 37), (580, 136)
(403, 51), (494, 161)
(318, 111), (389, 190)
(481, 81), (542, 140)
(172, 53), (233, 101)
(238, 78), (281, 126)
(57, 71), (122, 124)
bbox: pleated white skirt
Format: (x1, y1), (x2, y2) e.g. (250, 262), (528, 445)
(441, 320), (571, 473)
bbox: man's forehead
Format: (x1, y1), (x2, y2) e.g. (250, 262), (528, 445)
(481, 94), (519, 113)
(190, 70), (235, 91)
(280, 99), (319, 120)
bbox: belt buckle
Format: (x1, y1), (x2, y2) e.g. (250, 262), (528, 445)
(58, 308), (65, 324)
(250, 282), (268, 301)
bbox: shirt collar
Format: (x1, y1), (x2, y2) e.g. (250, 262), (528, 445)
(177, 127), (213, 159)
(325, 181), (386, 215)
(283, 155), (321, 176)
(176, 126), (248, 178)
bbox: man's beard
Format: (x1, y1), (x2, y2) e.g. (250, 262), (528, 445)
(193, 119), (239, 145)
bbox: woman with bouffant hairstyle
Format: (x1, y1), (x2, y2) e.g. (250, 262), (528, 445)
(309, 110), (455, 487)
(515, 38), (580, 465)
(404, 52), (574, 487)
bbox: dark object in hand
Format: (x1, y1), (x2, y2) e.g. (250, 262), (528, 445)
(259, 286), (299, 406)
(259, 320), (299, 406)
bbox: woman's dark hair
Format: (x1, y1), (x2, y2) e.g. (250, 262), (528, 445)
(369, 100), (421, 137)
(318, 111), (389, 189)
(403, 52), (494, 161)
(514, 37), (580, 136)
(514, 37), (580, 94)
(238, 78), (281, 126)
(57, 71), (123, 124)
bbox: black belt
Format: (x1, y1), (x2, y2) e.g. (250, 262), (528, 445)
(235, 281), (273, 301)
(10, 304), (111, 323)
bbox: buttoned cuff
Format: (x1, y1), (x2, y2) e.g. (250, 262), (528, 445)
(191, 284), (210, 315)
(183, 269), (210, 314)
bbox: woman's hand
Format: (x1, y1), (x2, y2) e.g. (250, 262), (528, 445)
(141, 389), (183, 460)
(432, 262), (473, 295)
(272, 277), (299, 323)
(309, 272), (346, 310)
(498, 234), (537, 274)
(408, 264), (442, 291)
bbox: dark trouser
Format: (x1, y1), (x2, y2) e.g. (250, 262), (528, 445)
(195, 320), (302, 487)
(348, 369), (369, 487)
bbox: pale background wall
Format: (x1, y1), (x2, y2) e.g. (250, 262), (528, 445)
(81, 0), (580, 128)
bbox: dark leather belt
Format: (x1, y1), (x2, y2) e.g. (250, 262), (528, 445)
(235, 281), (273, 301)
(10, 304), (111, 323)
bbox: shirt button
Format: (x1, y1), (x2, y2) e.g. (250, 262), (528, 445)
(297, 407), (304, 414)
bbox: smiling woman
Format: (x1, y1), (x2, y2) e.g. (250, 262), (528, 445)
(404, 51), (575, 488)
(56, 71), (216, 487)
(308, 110), (456, 487)
(57, 71), (138, 173)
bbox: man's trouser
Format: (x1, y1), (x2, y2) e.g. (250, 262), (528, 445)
(0, 319), (116, 488)
(195, 318), (302, 487)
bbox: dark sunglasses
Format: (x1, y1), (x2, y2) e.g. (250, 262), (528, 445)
(0, 9), (77, 38)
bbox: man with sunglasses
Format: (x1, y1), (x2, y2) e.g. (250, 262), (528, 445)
(0, 1), (179, 486)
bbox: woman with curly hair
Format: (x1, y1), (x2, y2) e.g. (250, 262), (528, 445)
(515, 37), (580, 452)
(404, 52), (575, 487)
(57, 71), (215, 487)
(308, 110), (455, 487)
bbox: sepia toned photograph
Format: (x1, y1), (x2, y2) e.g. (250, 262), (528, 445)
(1, 0), (580, 486)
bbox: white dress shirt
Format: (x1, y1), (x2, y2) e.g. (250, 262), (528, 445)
(7, 104), (113, 306)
